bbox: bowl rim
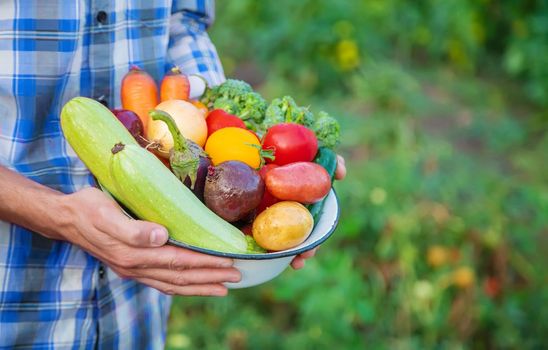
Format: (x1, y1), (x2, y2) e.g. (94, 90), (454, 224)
(94, 178), (340, 260)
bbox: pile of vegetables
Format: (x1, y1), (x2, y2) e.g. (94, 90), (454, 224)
(61, 65), (342, 254)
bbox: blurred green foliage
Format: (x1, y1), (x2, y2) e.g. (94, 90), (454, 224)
(212, 0), (548, 106)
(167, 1), (548, 349)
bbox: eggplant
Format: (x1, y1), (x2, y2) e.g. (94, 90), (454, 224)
(204, 161), (264, 222)
(182, 155), (211, 202)
(149, 109), (207, 191)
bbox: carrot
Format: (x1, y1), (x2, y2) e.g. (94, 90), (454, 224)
(160, 66), (190, 102)
(121, 65), (158, 130)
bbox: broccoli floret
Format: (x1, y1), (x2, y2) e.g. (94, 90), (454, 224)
(262, 98), (285, 132)
(239, 92), (267, 124)
(200, 79), (267, 131)
(278, 96), (299, 119)
(217, 79), (252, 98)
(200, 79), (253, 108)
(313, 111), (340, 149)
(292, 106), (315, 128)
(262, 96), (314, 131)
(200, 85), (217, 108)
(213, 97), (240, 115)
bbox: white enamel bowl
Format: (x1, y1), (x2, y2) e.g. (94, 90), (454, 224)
(98, 182), (339, 289)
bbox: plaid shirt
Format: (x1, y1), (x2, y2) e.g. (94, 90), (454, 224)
(0, 0), (225, 348)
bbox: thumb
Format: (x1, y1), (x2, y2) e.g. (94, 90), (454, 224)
(121, 220), (169, 248)
(334, 154), (347, 181)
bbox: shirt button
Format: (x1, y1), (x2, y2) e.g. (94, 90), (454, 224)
(96, 95), (109, 108)
(96, 11), (108, 25)
(98, 265), (105, 279)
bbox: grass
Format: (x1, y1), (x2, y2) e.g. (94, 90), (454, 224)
(165, 60), (547, 349)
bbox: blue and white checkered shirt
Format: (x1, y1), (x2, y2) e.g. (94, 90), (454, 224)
(0, 0), (225, 348)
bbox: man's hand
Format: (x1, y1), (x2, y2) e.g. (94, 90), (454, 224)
(59, 188), (240, 296)
(290, 154), (346, 269)
(0, 167), (240, 297)
(291, 247), (317, 269)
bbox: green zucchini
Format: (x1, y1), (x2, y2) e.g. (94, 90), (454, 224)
(60, 97), (137, 199)
(307, 147), (337, 223)
(61, 97), (248, 253)
(110, 143), (248, 253)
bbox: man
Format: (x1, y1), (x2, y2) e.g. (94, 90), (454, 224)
(0, 0), (346, 348)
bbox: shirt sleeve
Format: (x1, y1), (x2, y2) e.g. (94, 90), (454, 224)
(168, 0), (226, 87)
(0, 156), (8, 166)
(0, 156), (15, 171)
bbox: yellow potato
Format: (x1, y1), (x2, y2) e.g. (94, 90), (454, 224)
(252, 201), (314, 251)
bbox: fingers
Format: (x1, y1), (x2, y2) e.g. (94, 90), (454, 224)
(334, 154), (347, 180)
(290, 247), (318, 270)
(96, 208), (169, 248)
(300, 247), (317, 259)
(124, 220), (169, 247)
(116, 245), (234, 271)
(291, 256), (305, 270)
(118, 267), (241, 286)
(136, 277), (229, 297)
(88, 192), (170, 248)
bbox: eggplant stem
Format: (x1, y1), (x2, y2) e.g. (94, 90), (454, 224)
(149, 110), (188, 152)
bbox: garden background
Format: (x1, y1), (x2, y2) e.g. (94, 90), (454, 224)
(167, 1), (547, 349)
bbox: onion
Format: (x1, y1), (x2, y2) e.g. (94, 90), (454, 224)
(146, 100), (207, 158)
(111, 109), (148, 147)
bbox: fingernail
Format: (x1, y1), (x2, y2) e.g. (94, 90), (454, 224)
(150, 228), (168, 246)
(230, 273), (241, 282)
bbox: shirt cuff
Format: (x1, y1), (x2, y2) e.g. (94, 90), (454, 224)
(167, 11), (226, 88)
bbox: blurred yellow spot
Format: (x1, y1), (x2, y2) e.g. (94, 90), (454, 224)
(336, 39), (361, 71)
(369, 187), (386, 205)
(427, 245), (449, 268)
(414, 280), (434, 301)
(452, 266), (475, 289)
(167, 334), (191, 349)
(482, 227), (502, 248)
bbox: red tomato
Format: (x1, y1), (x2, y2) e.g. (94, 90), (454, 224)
(206, 109), (246, 137)
(256, 164), (280, 213)
(262, 123), (318, 165)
